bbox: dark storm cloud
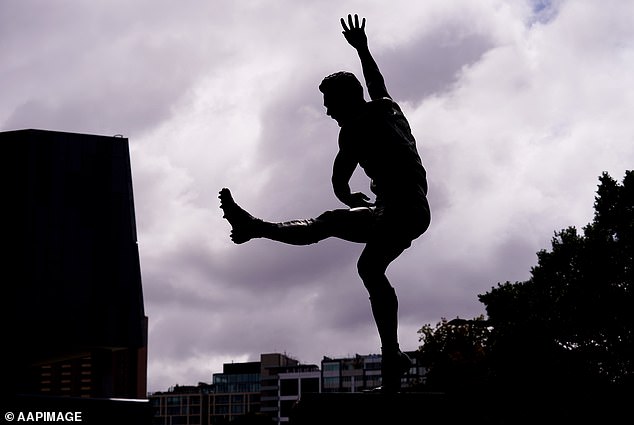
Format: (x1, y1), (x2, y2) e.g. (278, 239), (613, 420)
(378, 23), (495, 104)
(209, 240), (358, 290)
(251, 73), (341, 215)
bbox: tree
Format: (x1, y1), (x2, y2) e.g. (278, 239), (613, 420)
(479, 171), (633, 391)
(416, 316), (491, 392)
(416, 172), (632, 422)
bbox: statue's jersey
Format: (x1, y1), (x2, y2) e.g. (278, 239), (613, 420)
(339, 97), (428, 211)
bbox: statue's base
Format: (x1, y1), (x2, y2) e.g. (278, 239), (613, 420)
(290, 388), (630, 425)
(289, 391), (448, 425)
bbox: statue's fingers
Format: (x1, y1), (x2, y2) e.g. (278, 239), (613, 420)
(340, 17), (349, 31)
(354, 14), (360, 28)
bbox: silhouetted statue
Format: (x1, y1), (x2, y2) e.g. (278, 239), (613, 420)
(220, 14), (431, 393)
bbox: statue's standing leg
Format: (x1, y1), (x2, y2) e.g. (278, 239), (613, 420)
(357, 238), (413, 393)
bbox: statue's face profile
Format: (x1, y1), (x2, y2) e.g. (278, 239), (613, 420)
(323, 93), (352, 127)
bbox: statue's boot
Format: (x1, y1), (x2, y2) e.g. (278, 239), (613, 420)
(219, 188), (321, 245)
(381, 346), (412, 393)
(218, 188), (265, 244)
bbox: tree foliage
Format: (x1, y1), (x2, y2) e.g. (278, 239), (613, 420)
(417, 316), (490, 392)
(479, 171), (633, 388)
(417, 171), (632, 420)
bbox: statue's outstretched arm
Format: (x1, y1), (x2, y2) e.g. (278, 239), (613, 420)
(341, 14), (390, 100)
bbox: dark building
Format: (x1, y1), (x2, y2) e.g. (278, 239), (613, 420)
(4, 129), (148, 410)
(321, 352), (425, 393)
(151, 383), (214, 425)
(150, 354), (312, 424)
(211, 361), (262, 423)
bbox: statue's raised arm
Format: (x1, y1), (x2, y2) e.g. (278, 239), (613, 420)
(341, 14), (391, 100)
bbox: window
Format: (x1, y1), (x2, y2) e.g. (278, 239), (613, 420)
(366, 376), (381, 388)
(365, 361), (381, 371)
(280, 379), (298, 396)
(323, 377), (339, 389)
(215, 395), (229, 404)
(214, 375), (228, 384)
(280, 400), (296, 418)
(323, 363), (340, 372)
(171, 416), (187, 425)
(301, 378), (319, 394)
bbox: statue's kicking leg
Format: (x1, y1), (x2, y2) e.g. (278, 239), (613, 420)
(219, 188), (373, 245)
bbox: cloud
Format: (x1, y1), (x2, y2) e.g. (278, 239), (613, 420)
(0, 0), (237, 135)
(3, 0), (633, 393)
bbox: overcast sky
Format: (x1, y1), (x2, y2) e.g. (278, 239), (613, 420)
(3, 0), (633, 393)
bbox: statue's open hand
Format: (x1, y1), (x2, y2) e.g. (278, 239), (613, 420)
(341, 14), (367, 49)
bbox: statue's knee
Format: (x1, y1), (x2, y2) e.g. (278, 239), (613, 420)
(356, 256), (367, 279)
(316, 209), (340, 223)
(357, 256), (378, 285)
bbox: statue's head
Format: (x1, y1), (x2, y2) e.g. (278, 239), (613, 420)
(319, 71), (365, 127)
